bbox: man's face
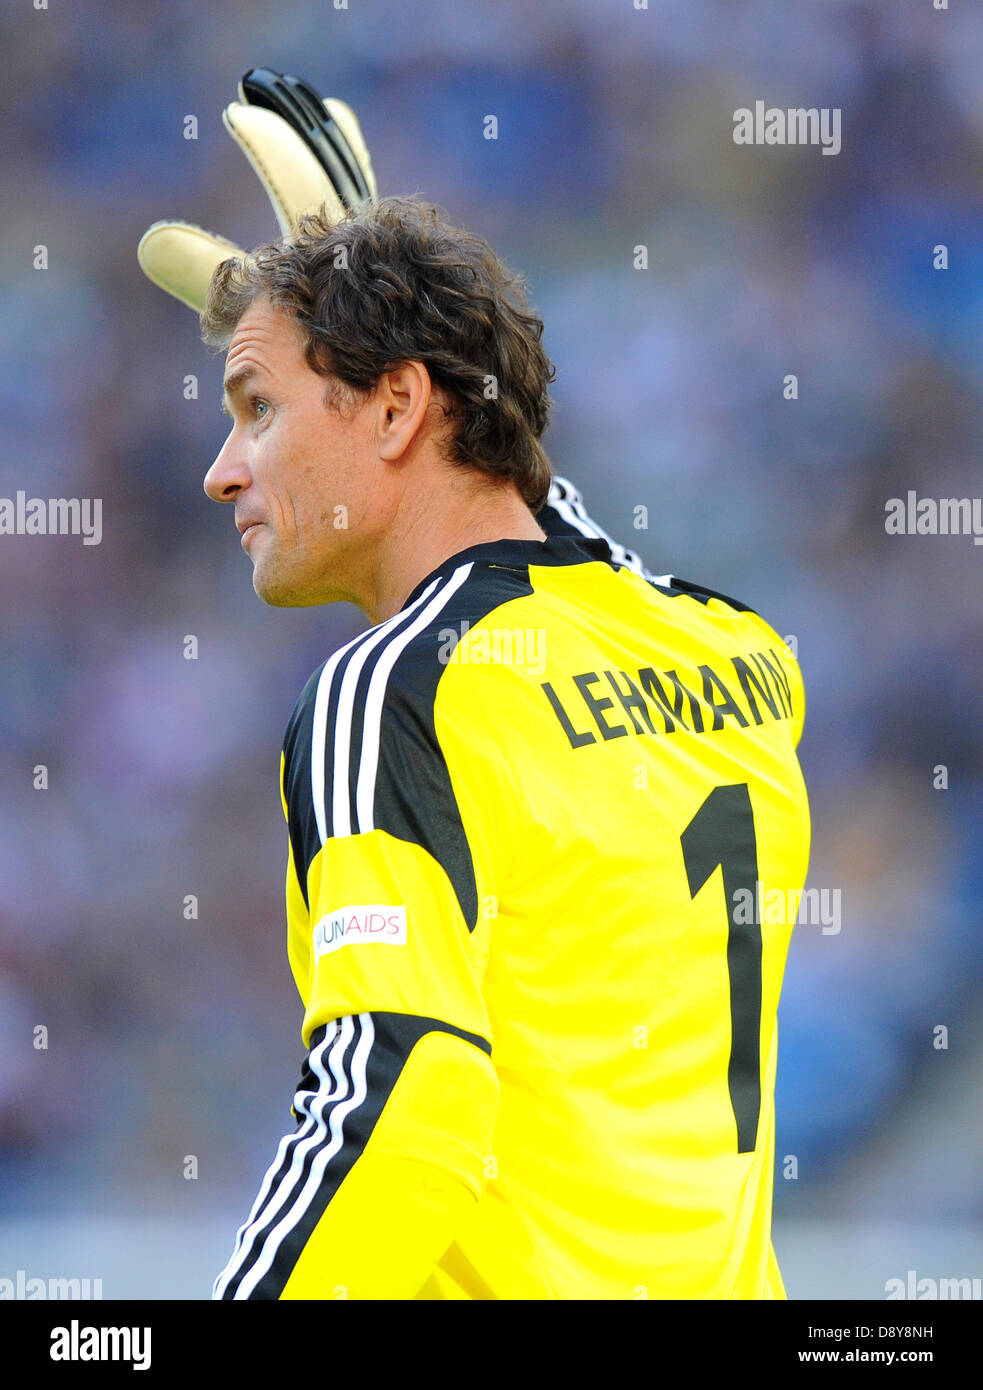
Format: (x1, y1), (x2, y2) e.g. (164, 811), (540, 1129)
(204, 295), (383, 607)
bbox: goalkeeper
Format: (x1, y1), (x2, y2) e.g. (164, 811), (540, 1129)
(140, 70), (810, 1300)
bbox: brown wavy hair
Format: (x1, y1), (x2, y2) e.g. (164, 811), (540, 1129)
(200, 196), (555, 512)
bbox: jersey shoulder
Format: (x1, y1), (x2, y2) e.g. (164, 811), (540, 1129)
(278, 559), (539, 929)
(617, 569), (805, 752)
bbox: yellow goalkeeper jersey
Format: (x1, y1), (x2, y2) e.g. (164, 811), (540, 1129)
(213, 497), (810, 1300)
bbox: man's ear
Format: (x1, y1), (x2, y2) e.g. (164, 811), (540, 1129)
(376, 361), (433, 462)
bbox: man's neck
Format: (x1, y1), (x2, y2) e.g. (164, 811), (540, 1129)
(365, 476), (547, 625)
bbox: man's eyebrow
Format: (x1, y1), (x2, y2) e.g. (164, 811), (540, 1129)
(220, 364), (263, 415)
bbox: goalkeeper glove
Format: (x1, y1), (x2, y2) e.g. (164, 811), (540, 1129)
(137, 66), (377, 313)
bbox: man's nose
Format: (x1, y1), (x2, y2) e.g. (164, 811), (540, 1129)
(203, 427), (250, 503)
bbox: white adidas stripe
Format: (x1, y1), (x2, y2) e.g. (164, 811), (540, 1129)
(233, 1014), (375, 1300)
(355, 563), (474, 834)
(311, 580), (442, 846)
(548, 476), (673, 586)
(327, 578), (444, 840)
(547, 483), (643, 570)
(212, 1015), (360, 1299)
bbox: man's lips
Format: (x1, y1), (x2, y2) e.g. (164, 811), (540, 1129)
(236, 519), (263, 537)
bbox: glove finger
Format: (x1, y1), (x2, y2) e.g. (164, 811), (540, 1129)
(138, 221), (245, 313)
(323, 98), (378, 201)
(223, 101), (347, 237)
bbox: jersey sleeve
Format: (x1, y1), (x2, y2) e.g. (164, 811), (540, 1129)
(212, 626), (501, 1301)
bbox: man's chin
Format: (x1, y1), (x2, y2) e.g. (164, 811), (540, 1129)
(251, 563), (338, 609)
(253, 574), (307, 607)
(251, 562), (303, 608)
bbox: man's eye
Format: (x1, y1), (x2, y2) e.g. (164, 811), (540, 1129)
(251, 398), (270, 419)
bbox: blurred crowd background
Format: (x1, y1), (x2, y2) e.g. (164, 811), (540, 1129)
(1, 0), (981, 1297)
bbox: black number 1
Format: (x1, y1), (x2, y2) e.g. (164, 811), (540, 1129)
(680, 783), (761, 1154)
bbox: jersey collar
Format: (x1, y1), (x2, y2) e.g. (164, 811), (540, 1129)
(397, 533), (615, 614)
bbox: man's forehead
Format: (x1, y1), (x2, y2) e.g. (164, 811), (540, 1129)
(225, 296), (303, 374)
